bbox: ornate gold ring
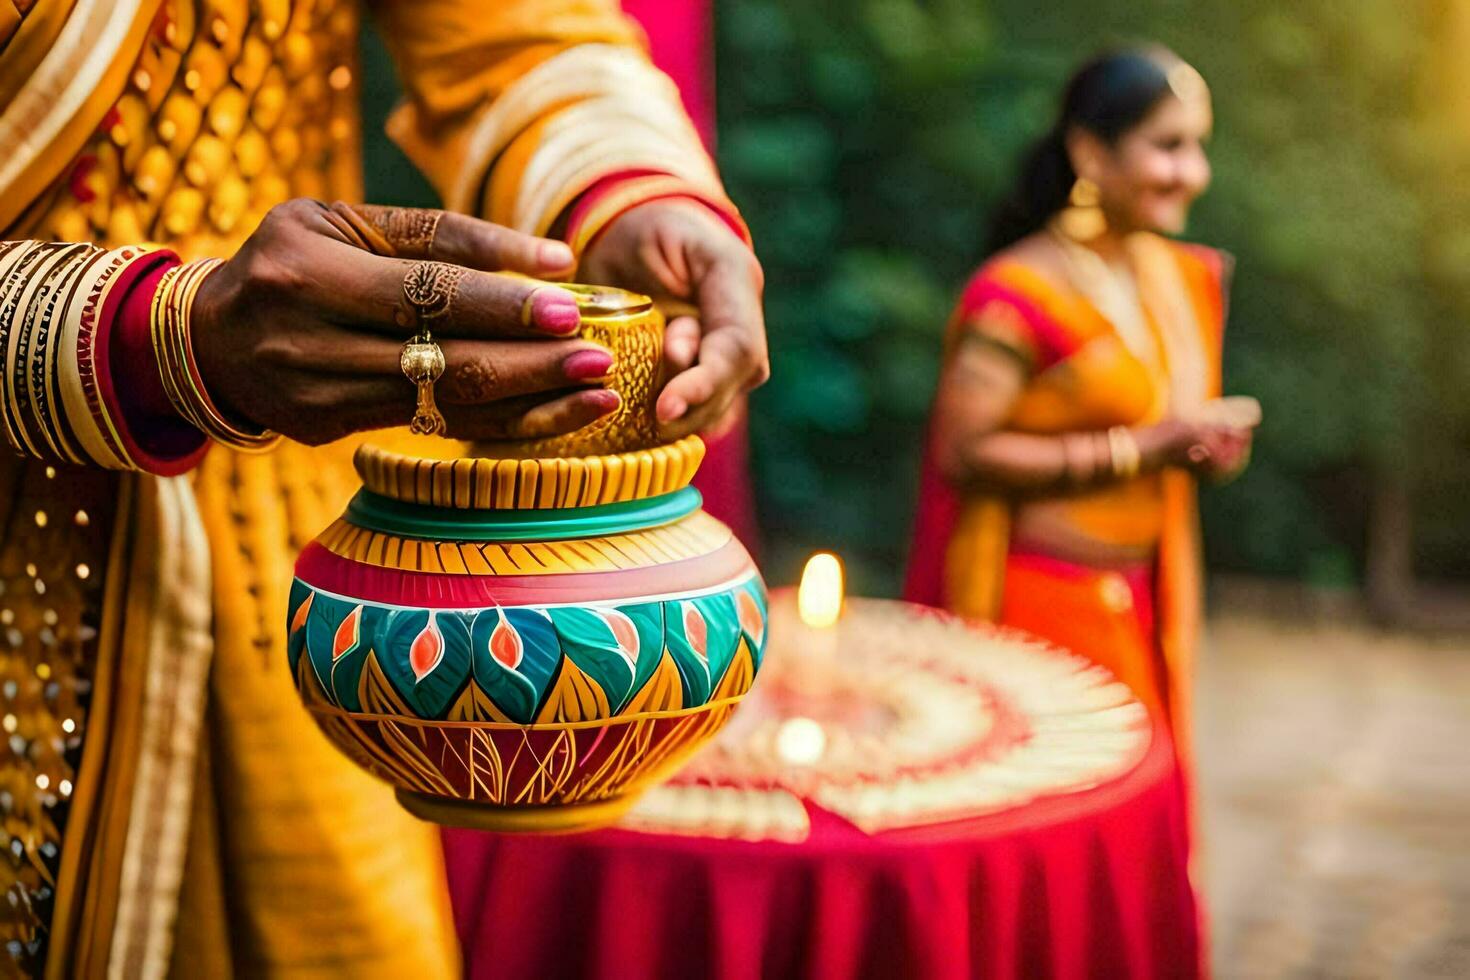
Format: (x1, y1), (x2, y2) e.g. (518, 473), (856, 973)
(400, 337), (447, 436)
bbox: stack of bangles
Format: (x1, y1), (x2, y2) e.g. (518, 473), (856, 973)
(151, 258), (280, 453)
(1062, 425), (1141, 486)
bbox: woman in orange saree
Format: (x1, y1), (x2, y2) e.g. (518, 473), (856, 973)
(905, 48), (1259, 781)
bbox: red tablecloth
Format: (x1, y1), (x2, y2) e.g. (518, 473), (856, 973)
(442, 712), (1198, 980)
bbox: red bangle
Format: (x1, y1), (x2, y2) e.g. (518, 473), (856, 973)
(105, 254), (209, 474)
(565, 171), (751, 256)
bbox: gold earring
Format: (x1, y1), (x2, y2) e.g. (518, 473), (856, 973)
(1058, 177), (1107, 241)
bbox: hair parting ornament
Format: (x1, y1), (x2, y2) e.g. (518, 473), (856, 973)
(1164, 58), (1212, 127)
(1165, 60), (1208, 108)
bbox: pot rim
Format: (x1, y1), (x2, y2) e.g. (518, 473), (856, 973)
(353, 435), (705, 510)
(345, 484), (704, 541)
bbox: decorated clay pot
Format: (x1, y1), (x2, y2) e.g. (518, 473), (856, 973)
(286, 286), (768, 833)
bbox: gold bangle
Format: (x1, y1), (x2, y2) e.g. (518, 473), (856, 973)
(153, 257), (281, 452)
(1107, 425), (1141, 480)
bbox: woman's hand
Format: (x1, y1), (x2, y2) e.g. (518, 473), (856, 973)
(577, 198), (769, 439)
(190, 199), (622, 446)
(1142, 397), (1260, 479)
(1189, 426), (1253, 480)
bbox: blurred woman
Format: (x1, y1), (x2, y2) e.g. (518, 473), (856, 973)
(905, 48), (1259, 769)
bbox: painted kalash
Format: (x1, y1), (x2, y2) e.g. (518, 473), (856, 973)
(286, 283), (769, 832)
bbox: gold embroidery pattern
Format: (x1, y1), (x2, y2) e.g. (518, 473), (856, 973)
(32, 0), (362, 262)
(9, 2), (362, 971)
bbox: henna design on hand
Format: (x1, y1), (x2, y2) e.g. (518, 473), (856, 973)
(397, 261), (465, 331)
(330, 202), (443, 258)
(448, 359), (498, 403)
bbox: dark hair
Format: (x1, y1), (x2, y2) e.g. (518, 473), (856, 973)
(984, 48), (1184, 254)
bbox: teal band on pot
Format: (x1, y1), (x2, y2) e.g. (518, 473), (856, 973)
(345, 485), (704, 542)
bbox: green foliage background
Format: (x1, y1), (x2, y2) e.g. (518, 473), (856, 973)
(360, 2), (1470, 595)
(715, 0), (1470, 594)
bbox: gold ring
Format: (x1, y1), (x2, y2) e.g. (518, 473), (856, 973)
(400, 336), (447, 436)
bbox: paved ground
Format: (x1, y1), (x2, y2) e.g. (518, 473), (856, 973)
(1197, 612), (1470, 979)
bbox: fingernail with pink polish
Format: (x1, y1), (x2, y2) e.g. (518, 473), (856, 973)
(538, 241), (574, 269)
(585, 389), (621, 416)
(530, 288), (581, 335)
(657, 396), (688, 423)
(563, 349), (614, 382)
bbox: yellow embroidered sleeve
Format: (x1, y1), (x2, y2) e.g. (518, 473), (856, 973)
(371, 0), (725, 240)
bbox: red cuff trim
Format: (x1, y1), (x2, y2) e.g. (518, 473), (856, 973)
(566, 171), (751, 256)
(102, 252), (209, 475)
(565, 169), (666, 235)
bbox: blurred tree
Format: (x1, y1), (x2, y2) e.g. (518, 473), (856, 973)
(717, 0), (1470, 603)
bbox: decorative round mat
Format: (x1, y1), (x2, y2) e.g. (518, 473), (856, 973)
(621, 595), (1151, 840)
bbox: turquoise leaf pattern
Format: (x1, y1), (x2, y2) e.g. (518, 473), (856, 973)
(303, 593), (371, 705)
(289, 573), (768, 722)
(331, 604), (383, 712)
(545, 607), (636, 710)
(375, 609), (473, 718)
(469, 607), (558, 724)
(690, 592), (742, 692)
(286, 579), (313, 675)
(662, 598), (712, 706)
(734, 579), (770, 670)
(619, 602), (666, 709)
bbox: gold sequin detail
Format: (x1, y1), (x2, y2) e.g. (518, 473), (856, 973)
(0, 459), (114, 972)
(12, 2), (366, 970)
(35, 0), (363, 261)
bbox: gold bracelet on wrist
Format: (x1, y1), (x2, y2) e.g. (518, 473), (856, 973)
(152, 257), (281, 453)
(1106, 425), (1142, 480)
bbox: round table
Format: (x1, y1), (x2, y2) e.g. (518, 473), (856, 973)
(442, 599), (1200, 980)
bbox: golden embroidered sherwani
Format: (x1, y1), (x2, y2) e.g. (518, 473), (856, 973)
(0, 1), (728, 975)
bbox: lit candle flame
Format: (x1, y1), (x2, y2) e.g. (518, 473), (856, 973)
(797, 552), (844, 629)
(775, 717), (826, 765)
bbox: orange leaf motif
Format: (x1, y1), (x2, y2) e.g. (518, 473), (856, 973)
(489, 610), (523, 670)
(410, 614), (445, 682)
(603, 609), (640, 666)
(683, 602), (707, 662)
(332, 606), (361, 661)
(735, 591), (764, 646)
(290, 592), (315, 634)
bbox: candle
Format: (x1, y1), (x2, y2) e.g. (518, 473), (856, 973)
(774, 716), (827, 766)
(797, 552), (843, 628)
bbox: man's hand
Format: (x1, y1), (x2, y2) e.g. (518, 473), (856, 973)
(190, 199), (619, 446)
(577, 199), (769, 440)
